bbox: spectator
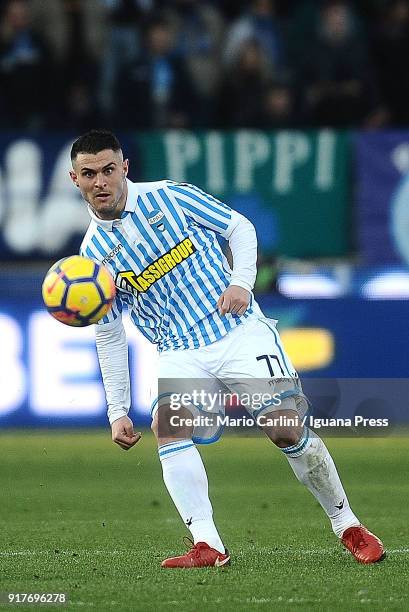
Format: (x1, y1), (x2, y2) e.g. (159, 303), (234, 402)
(260, 79), (297, 128)
(0, 0), (405, 130)
(30, 0), (106, 64)
(217, 39), (272, 128)
(166, 0), (225, 124)
(0, 0), (52, 129)
(223, 0), (286, 77)
(116, 17), (197, 128)
(99, 0), (154, 119)
(371, 0), (409, 126)
(299, 0), (386, 128)
(30, 0), (107, 128)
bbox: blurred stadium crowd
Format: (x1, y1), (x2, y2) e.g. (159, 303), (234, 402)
(1, 0), (409, 131)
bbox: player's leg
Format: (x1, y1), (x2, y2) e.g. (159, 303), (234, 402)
(152, 352), (229, 568)
(219, 315), (384, 563)
(261, 406), (360, 534)
(260, 406), (384, 563)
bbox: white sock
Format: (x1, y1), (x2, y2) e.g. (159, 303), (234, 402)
(282, 428), (360, 537)
(159, 440), (225, 553)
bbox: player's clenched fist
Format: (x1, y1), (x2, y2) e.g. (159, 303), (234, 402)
(217, 285), (250, 316)
(111, 415), (141, 450)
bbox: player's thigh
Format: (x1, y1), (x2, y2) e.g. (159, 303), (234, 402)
(218, 317), (308, 422)
(153, 347), (224, 444)
(218, 316), (297, 379)
(155, 346), (213, 412)
(157, 346), (211, 379)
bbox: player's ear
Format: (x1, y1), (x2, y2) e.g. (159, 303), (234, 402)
(69, 170), (79, 187)
(123, 159), (129, 177)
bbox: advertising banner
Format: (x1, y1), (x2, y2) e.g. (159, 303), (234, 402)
(0, 133), (139, 261)
(355, 130), (409, 265)
(139, 130), (350, 257)
(0, 130), (350, 261)
(1, 274), (408, 428)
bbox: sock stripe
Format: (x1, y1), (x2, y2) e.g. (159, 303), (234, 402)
(158, 440), (186, 449)
(159, 443), (194, 458)
(281, 428), (310, 457)
(158, 439), (191, 451)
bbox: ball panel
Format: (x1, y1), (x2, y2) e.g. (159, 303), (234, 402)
(42, 272), (67, 308)
(66, 282), (102, 317)
(50, 310), (85, 326)
(63, 256), (95, 280)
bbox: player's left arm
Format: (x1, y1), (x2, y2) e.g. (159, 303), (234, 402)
(167, 182), (257, 316)
(217, 211), (257, 316)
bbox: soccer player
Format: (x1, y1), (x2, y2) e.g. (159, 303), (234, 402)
(70, 129), (385, 568)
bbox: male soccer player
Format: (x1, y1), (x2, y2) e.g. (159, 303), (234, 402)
(70, 129), (385, 568)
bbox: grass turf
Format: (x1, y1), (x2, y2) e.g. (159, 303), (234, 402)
(0, 430), (407, 611)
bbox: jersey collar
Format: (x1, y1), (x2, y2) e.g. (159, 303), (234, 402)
(86, 179), (138, 231)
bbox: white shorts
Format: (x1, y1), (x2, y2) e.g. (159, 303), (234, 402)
(151, 316), (308, 443)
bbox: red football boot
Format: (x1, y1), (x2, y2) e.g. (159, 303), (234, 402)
(341, 525), (385, 564)
(161, 539), (230, 568)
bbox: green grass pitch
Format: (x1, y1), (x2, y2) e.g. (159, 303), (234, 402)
(0, 430), (408, 611)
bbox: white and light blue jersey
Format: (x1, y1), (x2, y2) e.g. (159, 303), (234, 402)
(80, 180), (255, 351)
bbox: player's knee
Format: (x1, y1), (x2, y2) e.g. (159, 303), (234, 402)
(261, 410), (303, 448)
(154, 404), (194, 442)
(265, 427), (302, 448)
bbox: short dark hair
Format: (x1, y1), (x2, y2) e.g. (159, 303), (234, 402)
(70, 129), (122, 161)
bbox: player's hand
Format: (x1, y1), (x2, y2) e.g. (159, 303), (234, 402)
(217, 285), (250, 316)
(111, 416), (141, 451)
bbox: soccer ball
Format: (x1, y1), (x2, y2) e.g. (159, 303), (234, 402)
(42, 255), (116, 326)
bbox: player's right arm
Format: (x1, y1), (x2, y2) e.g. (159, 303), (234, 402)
(94, 295), (141, 450)
(80, 237), (140, 450)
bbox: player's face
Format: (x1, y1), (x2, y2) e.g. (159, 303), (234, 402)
(70, 149), (129, 220)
